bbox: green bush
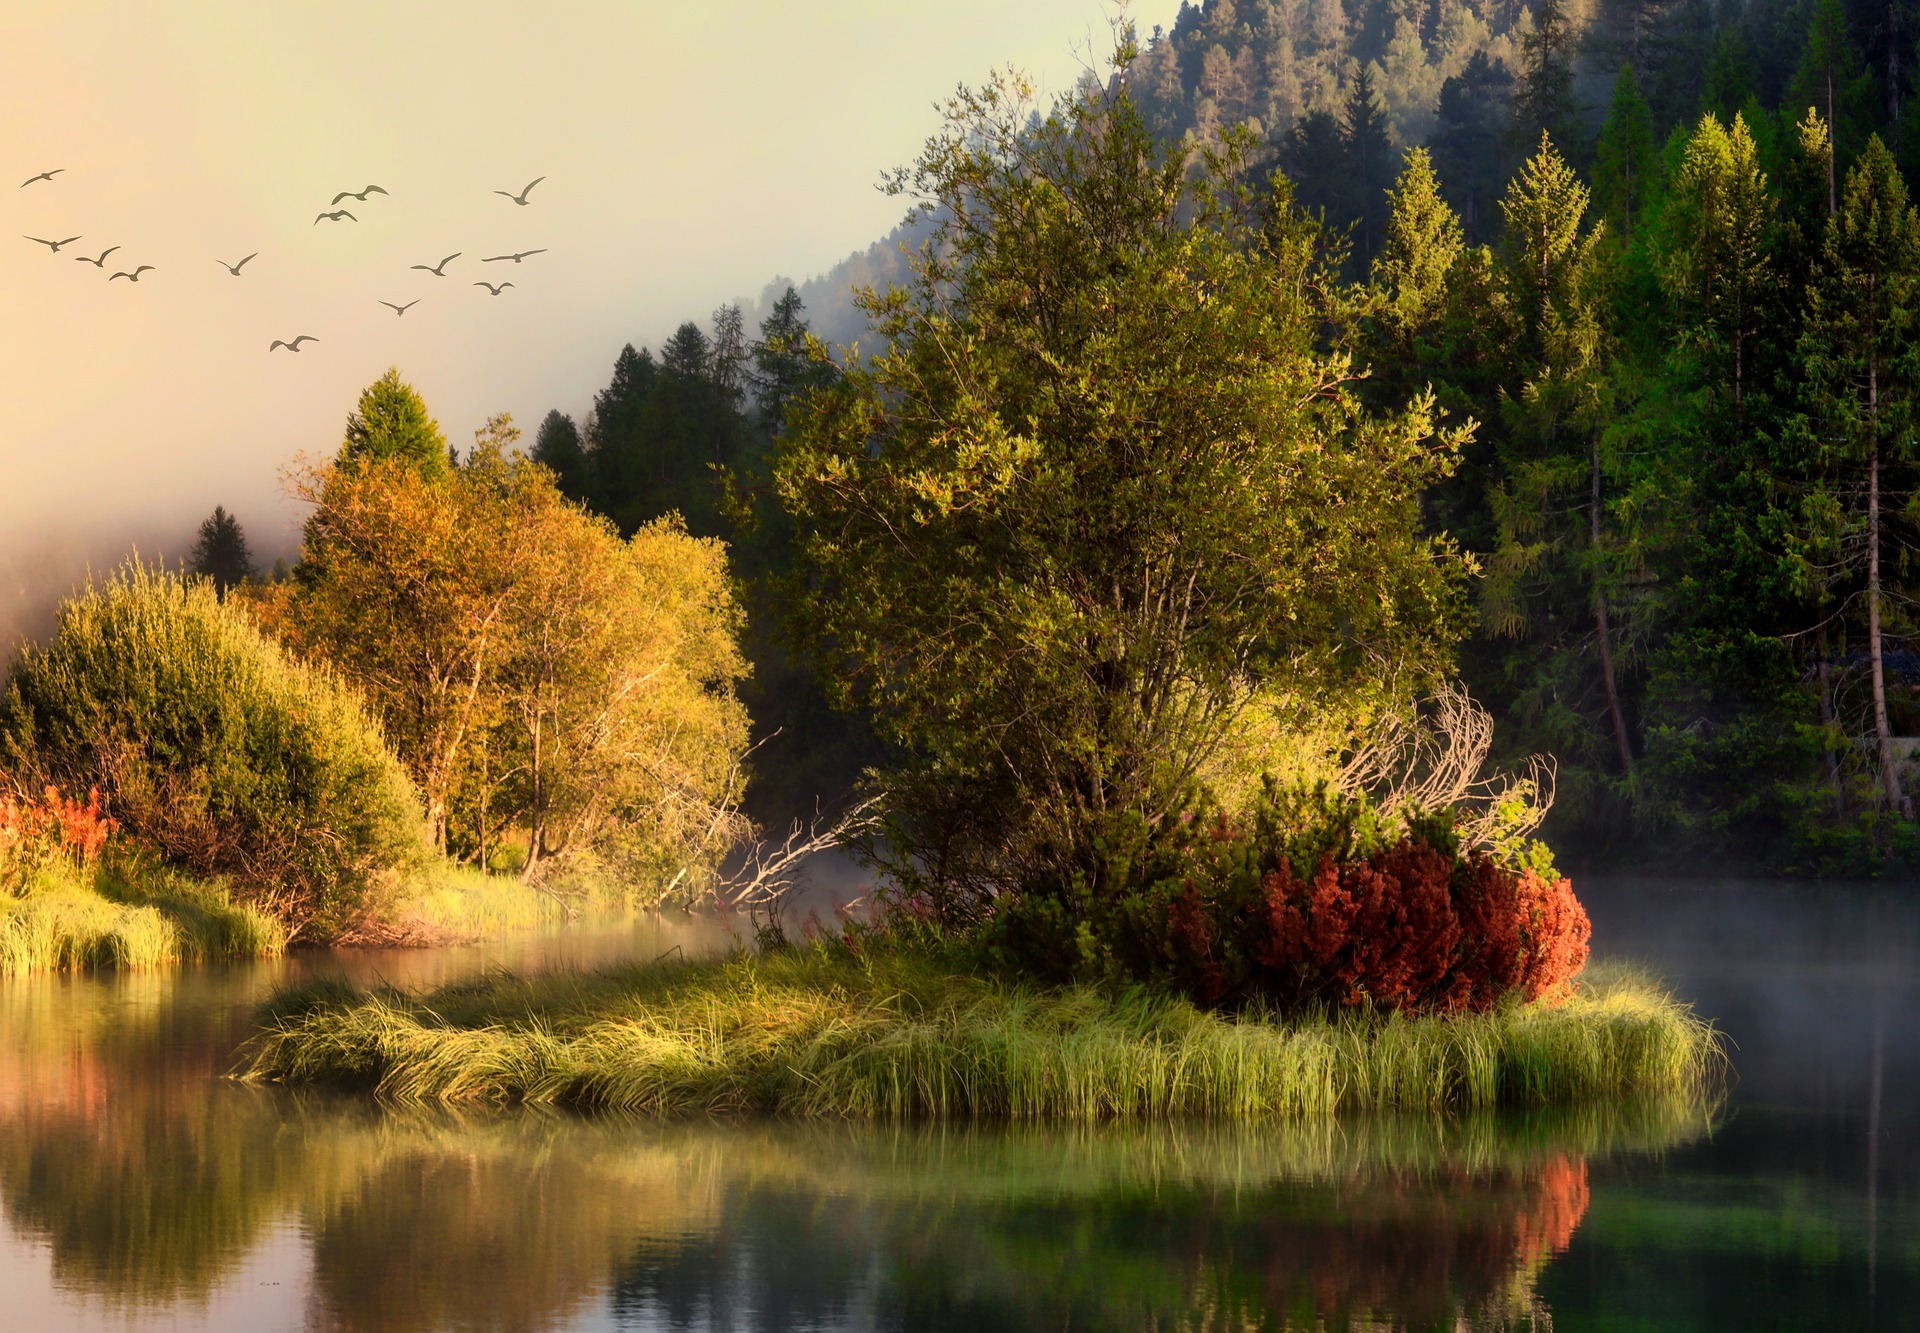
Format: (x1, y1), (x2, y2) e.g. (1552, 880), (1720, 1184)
(0, 563), (425, 939)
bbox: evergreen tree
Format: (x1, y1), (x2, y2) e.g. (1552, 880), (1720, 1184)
(530, 409), (588, 501)
(1512, 0), (1580, 153)
(341, 367), (449, 479)
(750, 286), (818, 435)
(1594, 65), (1659, 238)
(186, 505), (254, 599)
(1788, 0), (1871, 212)
(1795, 135), (1920, 814)
(1370, 147), (1464, 357)
(1344, 63), (1395, 266)
(1431, 52), (1515, 241)
(1661, 113), (1775, 411)
(1276, 109), (1349, 224)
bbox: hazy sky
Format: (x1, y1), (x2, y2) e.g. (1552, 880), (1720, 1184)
(1, 0), (1134, 644)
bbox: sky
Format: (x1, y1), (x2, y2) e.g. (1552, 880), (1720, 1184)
(0, 0), (1134, 647)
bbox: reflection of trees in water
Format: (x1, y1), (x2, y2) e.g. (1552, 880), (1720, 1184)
(0, 995), (1709, 1333)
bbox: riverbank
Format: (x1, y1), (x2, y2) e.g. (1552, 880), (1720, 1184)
(0, 862), (285, 977)
(240, 947), (1723, 1117)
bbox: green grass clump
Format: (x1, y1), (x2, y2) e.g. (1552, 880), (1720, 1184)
(0, 861), (286, 977)
(377, 865), (570, 943)
(240, 949), (1723, 1118)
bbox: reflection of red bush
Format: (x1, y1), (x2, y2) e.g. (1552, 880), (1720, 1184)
(1257, 841), (1590, 1013)
(1257, 1151), (1593, 1326)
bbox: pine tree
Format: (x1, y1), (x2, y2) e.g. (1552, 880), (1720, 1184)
(1372, 147), (1464, 354)
(1593, 65), (1658, 238)
(1661, 113), (1775, 412)
(1512, 0), (1579, 153)
(187, 505), (255, 599)
(341, 367), (449, 478)
(1789, 0), (1869, 214)
(750, 286), (815, 435)
(1797, 136), (1920, 814)
(531, 409), (589, 501)
(1343, 63), (1395, 267)
(1431, 51), (1515, 241)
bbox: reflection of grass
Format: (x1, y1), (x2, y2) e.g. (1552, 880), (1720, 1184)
(241, 947), (1724, 1116)
(0, 862), (283, 976)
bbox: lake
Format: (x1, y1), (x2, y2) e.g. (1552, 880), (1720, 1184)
(0, 880), (1911, 1331)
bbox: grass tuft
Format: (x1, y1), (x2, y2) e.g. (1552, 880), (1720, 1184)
(0, 862), (286, 977)
(240, 950), (1723, 1118)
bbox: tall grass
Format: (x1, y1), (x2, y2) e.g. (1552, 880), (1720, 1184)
(241, 950), (1723, 1118)
(0, 863), (285, 977)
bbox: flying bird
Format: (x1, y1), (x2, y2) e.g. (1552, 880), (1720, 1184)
(410, 252), (461, 275)
(269, 336), (318, 352)
(24, 234), (81, 253)
(474, 281), (513, 296)
(380, 299), (420, 316)
(313, 210), (357, 225)
(493, 176), (545, 205)
(19, 169), (63, 188)
(216, 252), (258, 275)
(331, 185), (388, 204)
(74, 245), (120, 267)
(109, 266), (155, 282)
(482, 249), (546, 263)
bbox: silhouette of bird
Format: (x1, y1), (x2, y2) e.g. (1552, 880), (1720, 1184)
(474, 281), (513, 296)
(331, 185), (388, 204)
(493, 176), (545, 205)
(269, 336), (318, 352)
(380, 299), (420, 316)
(108, 266), (155, 282)
(313, 210), (356, 225)
(74, 245), (120, 268)
(216, 253), (259, 276)
(20, 169), (64, 188)
(410, 252), (461, 275)
(24, 234), (81, 253)
(482, 249), (546, 263)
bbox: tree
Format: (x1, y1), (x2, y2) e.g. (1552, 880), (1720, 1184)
(776, 61), (1471, 912)
(1369, 147), (1465, 365)
(750, 286), (829, 437)
(186, 505), (254, 599)
(1661, 113), (1775, 412)
(530, 409), (589, 501)
(1430, 52), (1515, 241)
(1593, 65), (1658, 239)
(340, 367), (449, 479)
(1512, 0), (1579, 153)
(1343, 62), (1395, 267)
(1795, 136), (1920, 815)
(1788, 0), (1870, 214)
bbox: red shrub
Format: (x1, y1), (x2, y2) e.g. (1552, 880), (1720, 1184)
(0, 785), (118, 893)
(1256, 839), (1589, 1014)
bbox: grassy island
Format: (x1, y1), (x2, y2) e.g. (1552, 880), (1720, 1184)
(239, 949), (1720, 1117)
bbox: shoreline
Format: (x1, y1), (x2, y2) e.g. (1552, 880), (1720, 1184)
(239, 948), (1725, 1118)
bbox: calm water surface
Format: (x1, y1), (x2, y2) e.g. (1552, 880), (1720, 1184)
(0, 882), (1912, 1331)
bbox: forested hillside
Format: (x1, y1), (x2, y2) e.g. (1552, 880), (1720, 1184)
(539, 0), (1920, 873)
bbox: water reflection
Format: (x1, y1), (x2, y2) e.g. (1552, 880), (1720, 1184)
(0, 886), (1911, 1331)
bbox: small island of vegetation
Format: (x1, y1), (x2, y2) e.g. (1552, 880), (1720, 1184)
(224, 51), (1721, 1116)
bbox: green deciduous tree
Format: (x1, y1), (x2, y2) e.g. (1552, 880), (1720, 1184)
(776, 58), (1471, 912)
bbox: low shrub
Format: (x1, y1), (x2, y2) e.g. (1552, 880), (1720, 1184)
(0, 784), (116, 895)
(0, 562), (426, 939)
(960, 782), (1588, 1015)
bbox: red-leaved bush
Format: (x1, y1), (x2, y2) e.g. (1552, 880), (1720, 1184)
(1257, 841), (1589, 1013)
(0, 785), (118, 894)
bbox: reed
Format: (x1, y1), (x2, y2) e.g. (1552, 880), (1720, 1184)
(240, 949), (1723, 1118)
(0, 863), (286, 977)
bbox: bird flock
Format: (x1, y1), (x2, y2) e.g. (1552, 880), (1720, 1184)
(18, 169), (551, 352)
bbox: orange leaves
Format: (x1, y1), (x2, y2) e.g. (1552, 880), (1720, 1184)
(0, 785), (117, 894)
(1255, 839), (1589, 1014)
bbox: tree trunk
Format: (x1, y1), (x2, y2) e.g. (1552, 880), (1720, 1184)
(1829, 62), (1839, 217)
(1867, 431), (1909, 813)
(521, 712), (545, 880)
(1592, 430), (1634, 774)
